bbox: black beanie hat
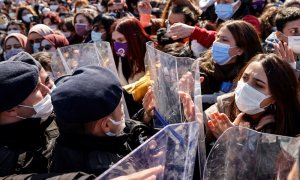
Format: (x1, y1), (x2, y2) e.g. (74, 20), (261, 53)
(0, 61), (39, 112)
(51, 65), (123, 124)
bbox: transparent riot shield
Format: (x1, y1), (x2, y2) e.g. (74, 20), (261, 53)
(192, 60), (206, 179)
(51, 42), (117, 79)
(146, 42), (206, 177)
(97, 121), (200, 180)
(50, 42), (129, 118)
(145, 42), (195, 126)
(204, 127), (300, 180)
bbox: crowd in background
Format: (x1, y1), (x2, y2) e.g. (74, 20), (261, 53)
(0, 0), (300, 179)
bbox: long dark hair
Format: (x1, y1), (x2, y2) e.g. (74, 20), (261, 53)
(231, 53), (300, 137)
(199, 20), (263, 75)
(111, 17), (151, 76)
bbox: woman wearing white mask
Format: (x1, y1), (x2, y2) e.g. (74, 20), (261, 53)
(205, 53), (300, 139)
(196, 20), (262, 109)
(15, 6), (38, 31)
(28, 24), (54, 53)
(7, 20), (27, 35)
(3, 33), (28, 60)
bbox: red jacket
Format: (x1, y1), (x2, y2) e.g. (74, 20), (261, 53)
(190, 26), (216, 49)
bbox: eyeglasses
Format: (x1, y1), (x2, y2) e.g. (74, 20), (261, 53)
(39, 44), (53, 51)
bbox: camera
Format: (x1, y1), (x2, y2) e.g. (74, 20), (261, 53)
(156, 28), (176, 46)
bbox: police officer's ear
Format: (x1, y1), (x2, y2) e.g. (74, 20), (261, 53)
(3, 107), (18, 117)
(0, 107), (19, 124)
(100, 118), (111, 134)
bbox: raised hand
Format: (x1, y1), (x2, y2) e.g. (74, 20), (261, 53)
(142, 87), (155, 123)
(207, 112), (244, 138)
(112, 165), (164, 180)
(166, 23), (195, 40)
(274, 41), (296, 66)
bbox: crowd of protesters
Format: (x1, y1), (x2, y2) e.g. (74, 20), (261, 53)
(0, 0), (300, 179)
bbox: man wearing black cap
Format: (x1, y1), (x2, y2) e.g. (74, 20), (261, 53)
(11, 51), (55, 94)
(0, 60), (58, 176)
(50, 65), (155, 175)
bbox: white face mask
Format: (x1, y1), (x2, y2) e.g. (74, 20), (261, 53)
(7, 30), (21, 34)
(9, 12), (16, 19)
(18, 94), (53, 120)
(22, 14), (33, 23)
(234, 81), (271, 115)
(49, 25), (57, 30)
(91, 31), (102, 42)
(288, 36), (300, 54)
(49, 5), (59, 11)
(105, 118), (126, 136)
(63, 31), (71, 38)
(33, 43), (40, 53)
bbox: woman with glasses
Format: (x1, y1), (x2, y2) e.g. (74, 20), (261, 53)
(40, 34), (69, 53)
(28, 24), (54, 53)
(2, 33), (29, 60)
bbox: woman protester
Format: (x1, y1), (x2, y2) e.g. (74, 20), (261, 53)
(3, 33), (29, 60)
(58, 17), (83, 45)
(111, 17), (152, 116)
(40, 34), (69, 53)
(7, 20), (27, 35)
(179, 20), (262, 110)
(199, 21), (262, 107)
(73, 8), (98, 43)
(28, 24), (54, 53)
(16, 6), (39, 32)
(205, 53), (300, 138)
(111, 17), (151, 86)
(91, 14), (116, 42)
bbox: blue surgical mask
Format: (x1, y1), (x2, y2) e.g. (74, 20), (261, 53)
(212, 41), (235, 65)
(91, 31), (102, 42)
(33, 43), (40, 53)
(215, 0), (240, 21)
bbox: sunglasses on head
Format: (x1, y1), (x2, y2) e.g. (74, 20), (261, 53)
(39, 44), (53, 51)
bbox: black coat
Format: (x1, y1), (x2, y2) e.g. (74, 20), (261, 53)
(50, 119), (156, 176)
(0, 113), (59, 176)
(50, 132), (131, 176)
